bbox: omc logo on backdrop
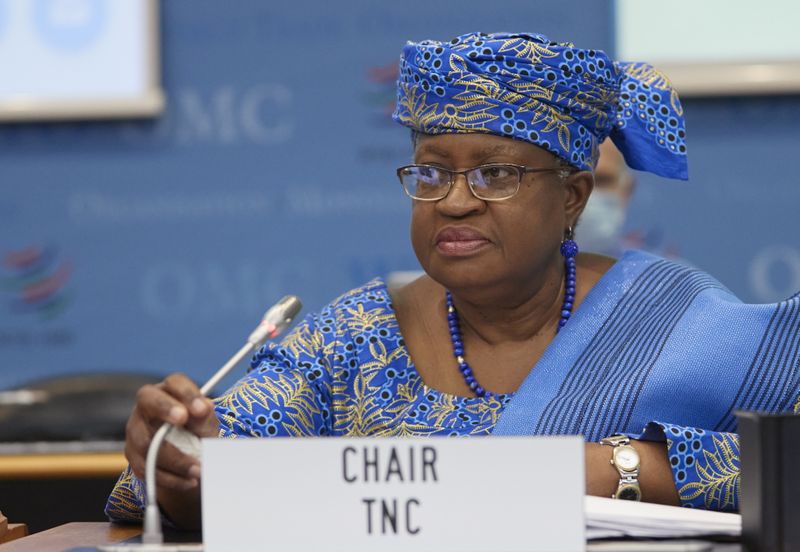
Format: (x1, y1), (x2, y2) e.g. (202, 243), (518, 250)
(365, 61), (399, 126)
(2, 245), (73, 320)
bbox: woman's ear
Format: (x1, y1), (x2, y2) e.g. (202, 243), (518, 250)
(563, 171), (594, 228)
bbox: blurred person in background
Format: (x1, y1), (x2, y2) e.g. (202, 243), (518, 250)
(578, 139), (634, 257)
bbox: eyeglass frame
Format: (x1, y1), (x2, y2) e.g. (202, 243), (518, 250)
(395, 163), (575, 202)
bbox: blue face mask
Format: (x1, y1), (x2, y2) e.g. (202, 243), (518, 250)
(578, 190), (627, 257)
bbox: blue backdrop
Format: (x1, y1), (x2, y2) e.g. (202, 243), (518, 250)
(1, 0), (797, 392)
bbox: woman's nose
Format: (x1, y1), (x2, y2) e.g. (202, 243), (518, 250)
(435, 173), (486, 216)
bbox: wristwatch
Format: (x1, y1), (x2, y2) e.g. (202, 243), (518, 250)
(599, 434), (642, 501)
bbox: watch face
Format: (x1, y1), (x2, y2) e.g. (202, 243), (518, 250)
(614, 446), (640, 470)
(617, 485), (642, 501)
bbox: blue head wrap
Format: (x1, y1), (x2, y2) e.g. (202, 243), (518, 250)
(392, 32), (688, 180)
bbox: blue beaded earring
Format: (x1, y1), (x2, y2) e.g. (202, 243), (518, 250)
(558, 226), (578, 331)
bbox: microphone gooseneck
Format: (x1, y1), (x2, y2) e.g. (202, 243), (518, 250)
(139, 295), (303, 548)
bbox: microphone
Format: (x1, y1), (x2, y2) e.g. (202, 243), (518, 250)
(199, 295), (303, 396)
(125, 295), (303, 551)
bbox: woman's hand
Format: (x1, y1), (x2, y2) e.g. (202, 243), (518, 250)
(124, 373), (218, 528)
(584, 441), (679, 506)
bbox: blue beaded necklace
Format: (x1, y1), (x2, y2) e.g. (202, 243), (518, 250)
(446, 238), (578, 398)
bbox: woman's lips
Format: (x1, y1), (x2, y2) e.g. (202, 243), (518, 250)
(435, 227), (491, 256)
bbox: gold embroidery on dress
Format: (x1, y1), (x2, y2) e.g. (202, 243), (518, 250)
(678, 434), (740, 511)
(465, 396), (505, 426)
(217, 372), (321, 436)
(106, 467), (145, 522)
(336, 362), (390, 435)
(283, 320), (332, 360)
(345, 304), (395, 333)
(427, 395), (461, 428)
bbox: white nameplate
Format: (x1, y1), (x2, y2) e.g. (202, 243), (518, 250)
(202, 436), (585, 552)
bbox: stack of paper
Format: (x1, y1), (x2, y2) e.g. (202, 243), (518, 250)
(585, 496), (741, 540)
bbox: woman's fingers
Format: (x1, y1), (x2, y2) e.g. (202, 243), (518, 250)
(185, 397), (220, 438)
(135, 374), (217, 428)
(127, 430), (201, 484)
(136, 383), (191, 426)
(163, 373), (210, 418)
(125, 373), (219, 487)
(157, 439), (201, 480)
(155, 467), (201, 492)
(125, 408), (152, 478)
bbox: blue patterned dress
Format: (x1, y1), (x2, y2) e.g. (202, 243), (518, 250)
(106, 251), (800, 521)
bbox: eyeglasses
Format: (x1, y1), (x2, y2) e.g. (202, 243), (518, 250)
(396, 163), (572, 201)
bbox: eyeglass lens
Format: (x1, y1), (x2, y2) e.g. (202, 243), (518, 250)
(399, 165), (520, 200)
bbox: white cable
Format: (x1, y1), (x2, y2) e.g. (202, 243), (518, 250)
(137, 296), (302, 547)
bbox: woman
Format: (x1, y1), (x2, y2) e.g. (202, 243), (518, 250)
(107, 32), (800, 529)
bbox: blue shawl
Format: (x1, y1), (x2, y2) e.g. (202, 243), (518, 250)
(494, 250), (800, 439)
